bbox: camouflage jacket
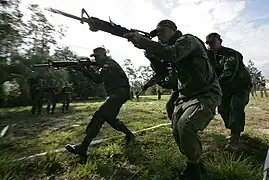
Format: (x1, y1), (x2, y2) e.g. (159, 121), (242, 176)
(82, 57), (130, 95)
(213, 46), (252, 93)
(138, 31), (222, 103)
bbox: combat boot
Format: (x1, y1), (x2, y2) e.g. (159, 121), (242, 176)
(65, 136), (92, 163)
(180, 162), (201, 180)
(224, 131), (240, 150)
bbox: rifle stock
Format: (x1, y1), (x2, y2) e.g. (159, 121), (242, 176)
(46, 8), (152, 40)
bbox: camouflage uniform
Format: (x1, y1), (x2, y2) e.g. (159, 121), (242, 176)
(132, 20), (222, 180)
(206, 33), (252, 147)
(65, 52), (134, 160)
(28, 77), (44, 115)
(61, 85), (72, 112)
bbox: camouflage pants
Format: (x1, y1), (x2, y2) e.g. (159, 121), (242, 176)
(84, 88), (133, 142)
(218, 89), (250, 133)
(172, 97), (215, 163)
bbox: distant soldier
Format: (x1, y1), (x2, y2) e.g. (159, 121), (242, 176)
(260, 78), (268, 98)
(61, 83), (72, 113)
(157, 88), (161, 100)
(28, 76), (44, 115)
(135, 91), (139, 101)
(46, 80), (58, 114)
(251, 77), (258, 97)
(65, 47), (135, 162)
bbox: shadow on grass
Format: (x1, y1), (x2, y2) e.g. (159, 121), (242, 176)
(211, 133), (268, 164)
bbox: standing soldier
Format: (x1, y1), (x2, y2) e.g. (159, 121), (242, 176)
(259, 77), (268, 98)
(61, 82), (72, 113)
(205, 32), (252, 150)
(28, 76), (44, 115)
(157, 88), (161, 100)
(65, 47), (135, 162)
(46, 79), (58, 114)
(251, 77), (258, 97)
(124, 20), (222, 180)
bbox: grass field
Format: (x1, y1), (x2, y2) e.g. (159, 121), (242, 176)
(0, 95), (269, 180)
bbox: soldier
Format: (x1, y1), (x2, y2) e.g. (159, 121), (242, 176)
(251, 77), (258, 97)
(205, 32), (252, 150)
(61, 83), (72, 113)
(124, 20), (222, 180)
(65, 47), (135, 162)
(28, 76), (44, 115)
(259, 77), (268, 98)
(46, 79), (58, 114)
(135, 90), (139, 101)
(157, 88), (161, 100)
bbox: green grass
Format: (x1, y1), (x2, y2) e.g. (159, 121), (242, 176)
(0, 95), (269, 179)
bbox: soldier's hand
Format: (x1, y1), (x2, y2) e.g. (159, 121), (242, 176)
(124, 32), (143, 48)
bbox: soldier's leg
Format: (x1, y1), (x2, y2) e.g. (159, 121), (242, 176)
(166, 90), (179, 120)
(31, 98), (37, 114)
(101, 92), (134, 142)
(37, 99), (42, 114)
(218, 96), (231, 129)
(61, 96), (66, 112)
(172, 99), (214, 180)
(65, 109), (106, 160)
(66, 99), (70, 111)
(261, 89), (264, 98)
(51, 98), (56, 114)
(225, 90), (250, 149)
(264, 88), (268, 97)
(47, 101), (51, 114)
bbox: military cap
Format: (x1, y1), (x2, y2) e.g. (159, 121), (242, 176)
(90, 47), (106, 57)
(206, 32), (222, 44)
(150, 20), (177, 37)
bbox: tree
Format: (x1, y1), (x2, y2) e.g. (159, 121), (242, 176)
(247, 59), (262, 79)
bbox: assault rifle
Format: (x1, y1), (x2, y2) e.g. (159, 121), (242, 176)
(32, 58), (98, 69)
(46, 8), (153, 40)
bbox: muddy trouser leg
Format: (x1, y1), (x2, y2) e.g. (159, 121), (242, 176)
(172, 98), (214, 164)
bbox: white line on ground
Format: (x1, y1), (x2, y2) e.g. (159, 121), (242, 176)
(15, 122), (171, 161)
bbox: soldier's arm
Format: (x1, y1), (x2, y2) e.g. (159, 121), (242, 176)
(137, 34), (198, 63)
(219, 51), (240, 84)
(83, 69), (103, 84)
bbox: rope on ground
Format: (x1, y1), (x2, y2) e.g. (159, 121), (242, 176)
(15, 122), (171, 161)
